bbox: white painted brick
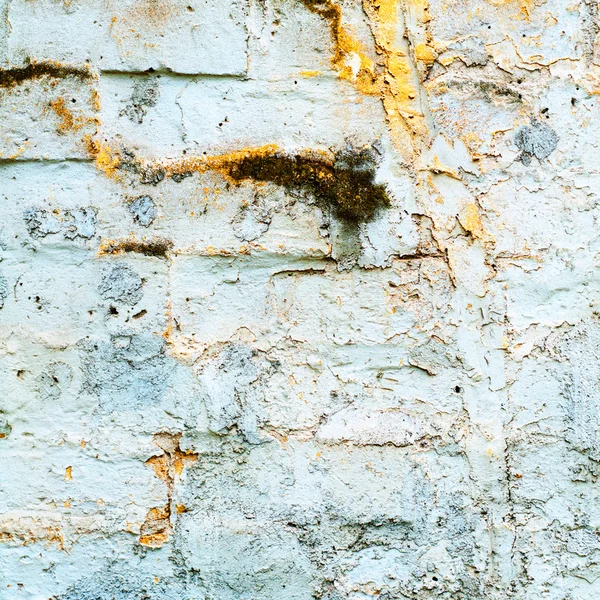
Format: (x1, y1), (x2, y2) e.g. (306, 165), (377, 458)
(1, 0), (599, 596)
(7, 0), (248, 75)
(97, 74), (387, 157)
(0, 70), (98, 159)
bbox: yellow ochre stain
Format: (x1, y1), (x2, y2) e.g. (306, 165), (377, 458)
(299, 1), (379, 93)
(84, 136), (121, 179)
(488, 0), (535, 20)
(300, 70), (323, 77)
(300, 0), (437, 162)
(458, 202), (494, 242)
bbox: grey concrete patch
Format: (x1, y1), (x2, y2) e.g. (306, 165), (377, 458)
(78, 333), (173, 410)
(515, 119), (559, 165)
(127, 195), (157, 227)
(98, 264), (144, 305)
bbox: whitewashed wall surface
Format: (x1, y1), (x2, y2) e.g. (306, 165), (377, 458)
(0, 0), (599, 598)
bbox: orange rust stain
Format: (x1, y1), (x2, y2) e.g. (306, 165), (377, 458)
(162, 144), (281, 179)
(90, 88), (101, 112)
(86, 143), (283, 184)
(112, 0), (178, 27)
(140, 433), (197, 548)
(6, 141), (31, 160)
(64, 466), (73, 481)
(108, 0), (180, 52)
(146, 432), (198, 484)
(0, 522), (65, 550)
(48, 97), (96, 134)
(139, 505), (172, 548)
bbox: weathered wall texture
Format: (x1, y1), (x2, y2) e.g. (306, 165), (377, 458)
(0, 0), (599, 598)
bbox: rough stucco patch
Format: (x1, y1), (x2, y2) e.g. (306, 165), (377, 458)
(515, 119), (559, 165)
(23, 206), (98, 240)
(78, 333), (173, 411)
(127, 195), (158, 227)
(98, 264), (144, 305)
(121, 78), (160, 125)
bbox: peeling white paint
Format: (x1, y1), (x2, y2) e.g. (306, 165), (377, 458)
(1, 0), (599, 598)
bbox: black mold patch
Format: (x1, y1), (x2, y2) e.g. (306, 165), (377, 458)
(515, 119), (559, 165)
(227, 147), (390, 224)
(172, 171), (193, 183)
(141, 165), (166, 186)
(117, 145), (389, 224)
(0, 61), (93, 88)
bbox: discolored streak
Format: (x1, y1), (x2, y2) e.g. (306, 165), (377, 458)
(0, 61), (94, 88)
(99, 237), (174, 259)
(109, 145), (391, 225)
(225, 149), (390, 224)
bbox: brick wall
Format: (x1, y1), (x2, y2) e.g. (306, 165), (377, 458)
(1, 0), (599, 598)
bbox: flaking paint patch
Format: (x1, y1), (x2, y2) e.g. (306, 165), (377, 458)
(141, 433), (198, 547)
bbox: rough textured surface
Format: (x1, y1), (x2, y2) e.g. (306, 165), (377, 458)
(0, 0), (599, 598)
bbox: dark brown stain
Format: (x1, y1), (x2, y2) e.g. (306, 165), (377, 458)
(0, 61), (93, 88)
(99, 237), (174, 258)
(109, 144), (390, 224)
(225, 148), (390, 224)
